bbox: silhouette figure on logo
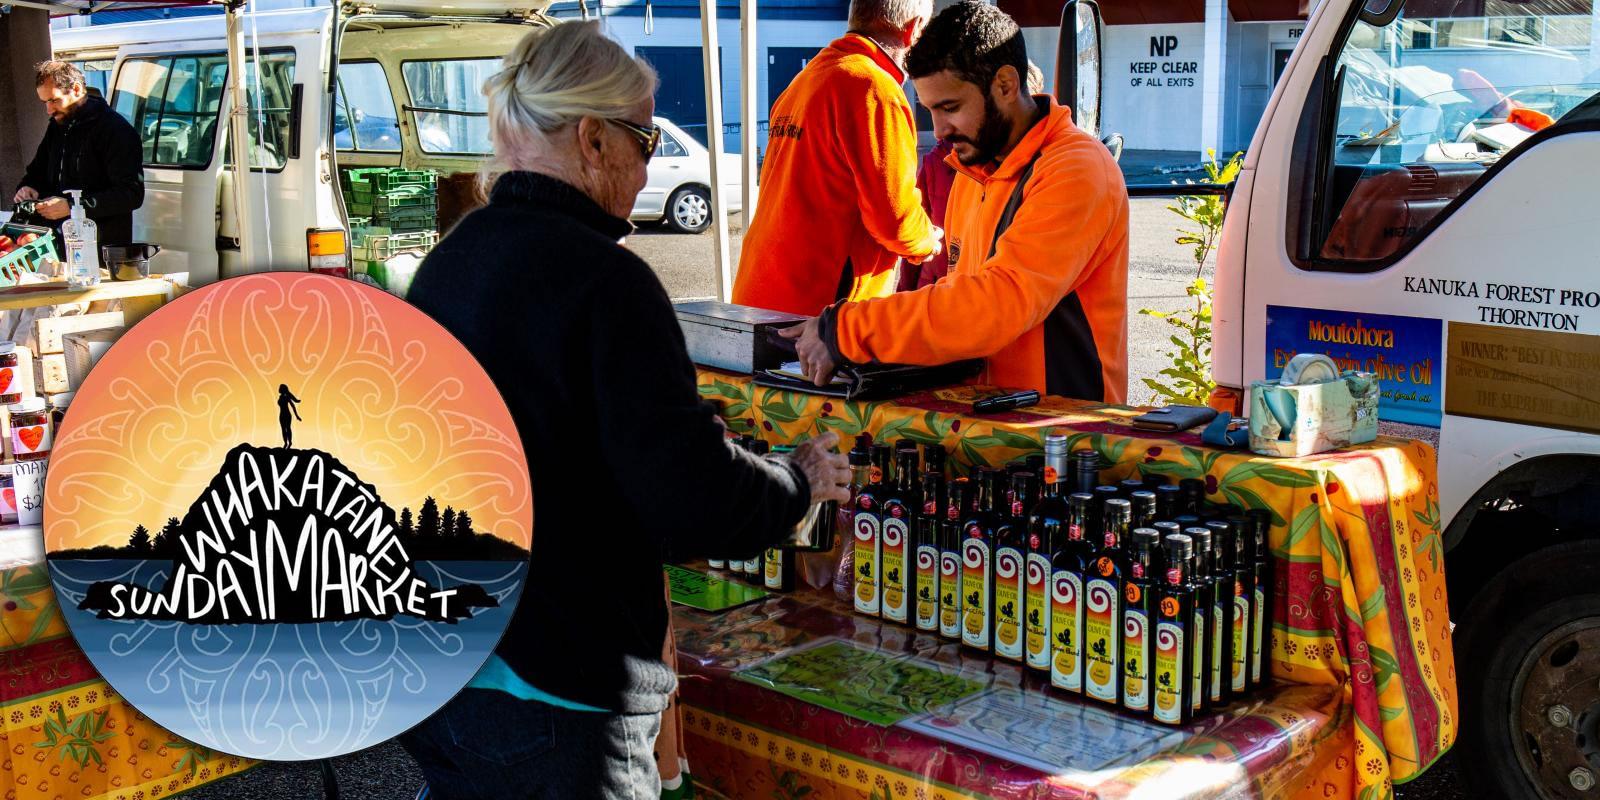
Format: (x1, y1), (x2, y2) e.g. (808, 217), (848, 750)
(278, 384), (302, 448)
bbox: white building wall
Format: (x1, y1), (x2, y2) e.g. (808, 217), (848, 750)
(1100, 22), (1206, 152)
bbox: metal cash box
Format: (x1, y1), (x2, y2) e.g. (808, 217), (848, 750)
(673, 300), (805, 374)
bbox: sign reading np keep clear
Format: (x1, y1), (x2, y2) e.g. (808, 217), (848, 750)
(1265, 305), (1444, 427)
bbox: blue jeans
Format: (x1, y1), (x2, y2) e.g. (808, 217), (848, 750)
(400, 689), (663, 800)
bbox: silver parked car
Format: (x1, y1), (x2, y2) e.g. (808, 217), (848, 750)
(632, 117), (744, 234)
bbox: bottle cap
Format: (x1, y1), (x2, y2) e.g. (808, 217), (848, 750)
(1131, 527), (1160, 551)
(1164, 533), (1194, 559)
(1044, 433), (1069, 457)
(9, 397), (45, 414)
(0, 342), (15, 356)
(50, 391), (76, 409)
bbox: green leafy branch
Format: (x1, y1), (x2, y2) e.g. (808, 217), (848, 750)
(1139, 150), (1243, 406)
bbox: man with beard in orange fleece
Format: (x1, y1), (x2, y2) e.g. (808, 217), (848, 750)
(782, 1), (1129, 403)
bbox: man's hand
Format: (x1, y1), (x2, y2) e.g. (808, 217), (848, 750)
(907, 226), (944, 266)
(12, 187), (38, 205)
(787, 431), (851, 505)
(34, 197), (70, 221)
(778, 317), (838, 387)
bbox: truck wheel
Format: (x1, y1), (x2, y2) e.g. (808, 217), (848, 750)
(667, 187), (711, 234)
(1457, 541), (1600, 800)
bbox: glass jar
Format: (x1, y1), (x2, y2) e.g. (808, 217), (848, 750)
(0, 343), (19, 406)
(10, 398), (51, 462)
(0, 464), (14, 525)
(48, 392), (73, 440)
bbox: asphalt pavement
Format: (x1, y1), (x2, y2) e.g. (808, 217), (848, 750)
(182, 198), (1470, 800)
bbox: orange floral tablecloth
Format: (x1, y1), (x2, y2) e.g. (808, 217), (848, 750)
(694, 369), (1457, 800)
(0, 561), (249, 800)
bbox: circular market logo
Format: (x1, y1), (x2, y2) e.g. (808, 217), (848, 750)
(44, 273), (532, 760)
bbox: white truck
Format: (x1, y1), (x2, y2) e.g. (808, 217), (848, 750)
(1057, 0), (1600, 795)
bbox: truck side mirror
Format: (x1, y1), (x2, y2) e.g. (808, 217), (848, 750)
(1056, 0), (1103, 137)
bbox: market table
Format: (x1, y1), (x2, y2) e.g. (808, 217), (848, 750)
(687, 368), (1457, 800)
(0, 529), (248, 800)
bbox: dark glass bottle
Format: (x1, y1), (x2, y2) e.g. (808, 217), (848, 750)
(1092, 485), (1121, 517)
(923, 443), (946, 480)
(1186, 525), (1217, 714)
(960, 468), (1004, 652)
(992, 472), (1036, 663)
(1178, 478), (1206, 515)
(1130, 490), (1158, 529)
(880, 447), (920, 625)
(852, 444), (893, 617)
(913, 472), (946, 632)
(743, 439), (772, 580)
(1205, 520), (1238, 705)
(1154, 484), (1183, 523)
(1070, 448), (1100, 494)
(1084, 498), (1131, 707)
(1050, 492), (1097, 694)
(1153, 533), (1197, 726)
(939, 478), (971, 641)
(1122, 527), (1159, 714)
(1247, 508), (1274, 689)
(1226, 515), (1257, 697)
(1118, 478), (1148, 500)
(1027, 434), (1070, 674)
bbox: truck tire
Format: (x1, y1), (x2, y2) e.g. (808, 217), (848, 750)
(1457, 540), (1600, 800)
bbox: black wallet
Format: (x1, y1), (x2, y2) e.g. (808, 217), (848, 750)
(754, 360), (984, 401)
(1130, 404), (1218, 432)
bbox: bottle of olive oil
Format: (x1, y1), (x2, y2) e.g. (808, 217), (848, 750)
(914, 471), (946, 633)
(1026, 434), (1070, 674)
(961, 468), (1004, 652)
(1204, 520), (1237, 707)
(742, 439), (771, 579)
(939, 477), (970, 641)
(880, 446), (919, 625)
(852, 444), (893, 617)
(1186, 526), (1217, 714)
(1247, 508), (1273, 689)
(1224, 517), (1255, 698)
(1050, 492), (1096, 694)
(1122, 528), (1159, 714)
(1152, 533), (1197, 726)
(1084, 498), (1131, 707)
(992, 471), (1036, 663)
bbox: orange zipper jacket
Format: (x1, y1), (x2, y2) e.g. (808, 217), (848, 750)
(732, 34), (935, 316)
(824, 99), (1129, 403)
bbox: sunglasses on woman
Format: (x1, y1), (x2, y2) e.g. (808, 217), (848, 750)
(607, 118), (663, 163)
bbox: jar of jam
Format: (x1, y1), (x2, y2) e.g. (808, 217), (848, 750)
(0, 343), (19, 406)
(0, 464), (15, 525)
(10, 398), (51, 462)
(48, 392), (73, 440)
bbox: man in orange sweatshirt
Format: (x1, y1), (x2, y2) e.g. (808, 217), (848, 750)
(732, 0), (943, 316)
(783, 1), (1129, 403)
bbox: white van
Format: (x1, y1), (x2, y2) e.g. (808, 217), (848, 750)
(50, 2), (556, 284)
(1056, 0), (1600, 795)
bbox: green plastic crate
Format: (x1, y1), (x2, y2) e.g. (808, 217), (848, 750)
(346, 167), (435, 194)
(352, 230), (436, 262)
(0, 223), (54, 287)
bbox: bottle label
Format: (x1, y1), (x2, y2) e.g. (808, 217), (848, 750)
(708, 559), (726, 569)
(12, 424), (50, 457)
(764, 548), (783, 590)
(1084, 577), (1120, 702)
(745, 556), (761, 573)
(1210, 599), (1225, 703)
(915, 544), (939, 630)
(853, 511), (881, 616)
(1123, 604), (1150, 711)
(882, 515), (910, 623)
(1192, 608), (1206, 713)
(939, 549), (962, 638)
(1232, 595), (1250, 693)
(1043, 466), (1058, 485)
(1050, 570), (1084, 692)
(1251, 585), (1267, 684)
(1024, 553), (1051, 670)
(961, 538), (991, 649)
(993, 547), (1024, 661)
(1154, 621), (1186, 725)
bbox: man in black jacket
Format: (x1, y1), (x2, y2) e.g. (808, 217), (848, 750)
(12, 61), (144, 255)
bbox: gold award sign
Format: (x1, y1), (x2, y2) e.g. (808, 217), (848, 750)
(44, 273), (532, 760)
(1445, 321), (1600, 433)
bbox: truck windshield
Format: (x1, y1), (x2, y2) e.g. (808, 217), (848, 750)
(1315, 0), (1600, 264)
